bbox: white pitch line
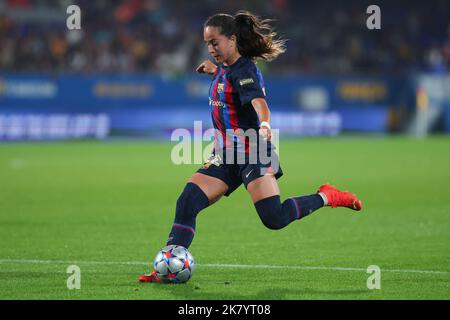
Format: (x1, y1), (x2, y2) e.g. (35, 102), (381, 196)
(0, 259), (448, 275)
(200, 264), (450, 275)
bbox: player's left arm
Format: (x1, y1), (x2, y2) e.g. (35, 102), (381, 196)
(251, 98), (272, 141)
(234, 67), (271, 141)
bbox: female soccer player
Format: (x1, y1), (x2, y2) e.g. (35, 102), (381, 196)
(139, 11), (362, 283)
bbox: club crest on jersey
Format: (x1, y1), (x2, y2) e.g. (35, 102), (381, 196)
(217, 83), (224, 94)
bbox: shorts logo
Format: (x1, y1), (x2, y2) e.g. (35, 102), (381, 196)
(202, 154), (223, 169)
(217, 83), (224, 93)
(239, 78), (254, 86)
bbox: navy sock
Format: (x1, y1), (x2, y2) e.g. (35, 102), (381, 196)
(290, 194), (324, 220)
(166, 183), (210, 248)
(254, 194), (324, 230)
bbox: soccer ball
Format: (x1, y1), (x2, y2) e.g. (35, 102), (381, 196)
(153, 245), (195, 283)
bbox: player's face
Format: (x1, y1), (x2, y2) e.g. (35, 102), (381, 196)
(204, 26), (237, 64)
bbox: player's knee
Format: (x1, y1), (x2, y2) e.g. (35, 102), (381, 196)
(254, 195), (285, 230)
(175, 183), (209, 224)
(262, 218), (285, 230)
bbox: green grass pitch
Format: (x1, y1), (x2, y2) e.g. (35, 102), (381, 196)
(0, 136), (449, 299)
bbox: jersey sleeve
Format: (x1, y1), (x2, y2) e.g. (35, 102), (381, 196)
(232, 67), (266, 105)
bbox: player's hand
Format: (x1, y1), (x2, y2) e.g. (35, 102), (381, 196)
(259, 125), (272, 141)
(196, 60), (217, 75)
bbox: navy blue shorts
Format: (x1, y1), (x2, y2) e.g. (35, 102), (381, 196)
(197, 144), (283, 197)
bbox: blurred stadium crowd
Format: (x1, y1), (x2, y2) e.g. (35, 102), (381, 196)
(0, 0), (450, 75)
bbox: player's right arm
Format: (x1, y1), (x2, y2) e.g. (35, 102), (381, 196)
(196, 60), (217, 75)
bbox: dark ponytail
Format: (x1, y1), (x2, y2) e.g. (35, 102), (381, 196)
(204, 11), (286, 62)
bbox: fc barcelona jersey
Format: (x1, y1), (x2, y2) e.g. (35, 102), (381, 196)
(208, 56), (266, 154)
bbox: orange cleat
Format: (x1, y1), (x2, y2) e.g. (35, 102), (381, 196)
(138, 271), (161, 283)
(318, 183), (362, 211)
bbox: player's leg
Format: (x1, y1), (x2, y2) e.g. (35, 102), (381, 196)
(166, 172), (228, 248)
(139, 173), (228, 283)
(246, 175), (325, 229)
(247, 175), (362, 230)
